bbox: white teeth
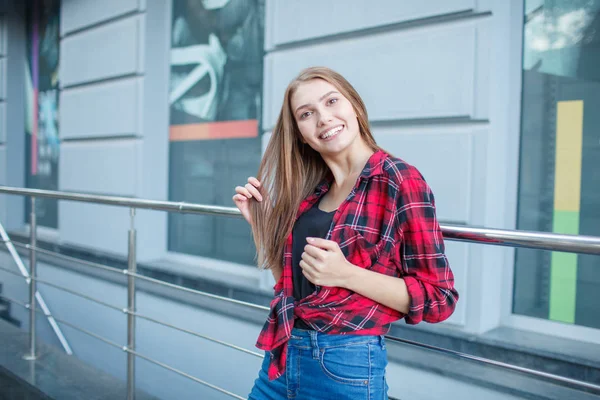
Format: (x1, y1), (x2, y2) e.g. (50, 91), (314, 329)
(320, 126), (342, 139)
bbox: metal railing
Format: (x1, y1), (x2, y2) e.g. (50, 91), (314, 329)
(0, 185), (599, 399)
(0, 203), (73, 356)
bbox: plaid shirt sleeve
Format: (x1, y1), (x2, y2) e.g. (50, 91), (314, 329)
(395, 177), (459, 324)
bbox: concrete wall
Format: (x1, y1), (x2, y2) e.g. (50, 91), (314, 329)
(0, 0), (530, 382)
(58, 0), (170, 261)
(2, 0), (525, 332)
(0, 8), (6, 226)
(0, 2), (26, 231)
(261, 0), (522, 334)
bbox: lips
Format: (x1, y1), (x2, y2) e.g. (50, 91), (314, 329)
(319, 125), (343, 140)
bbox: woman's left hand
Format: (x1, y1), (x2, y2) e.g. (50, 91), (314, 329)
(300, 237), (356, 288)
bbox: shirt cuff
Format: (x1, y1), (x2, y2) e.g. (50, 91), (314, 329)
(402, 275), (424, 325)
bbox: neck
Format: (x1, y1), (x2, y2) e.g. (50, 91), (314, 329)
(321, 139), (375, 188)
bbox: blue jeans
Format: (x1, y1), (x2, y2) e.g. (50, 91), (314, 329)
(249, 328), (389, 399)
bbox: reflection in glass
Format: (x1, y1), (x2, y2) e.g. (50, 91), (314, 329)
(167, 0), (265, 265)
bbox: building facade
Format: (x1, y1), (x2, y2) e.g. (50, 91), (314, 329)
(0, 0), (598, 398)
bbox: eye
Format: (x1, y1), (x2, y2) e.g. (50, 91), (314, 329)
(300, 111), (312, 120)
(327, 98), (338, 105)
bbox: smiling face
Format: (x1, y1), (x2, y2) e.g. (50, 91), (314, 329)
(290, 79), (363, 156)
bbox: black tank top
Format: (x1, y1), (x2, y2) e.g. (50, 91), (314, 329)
(291, 200), (335, 329)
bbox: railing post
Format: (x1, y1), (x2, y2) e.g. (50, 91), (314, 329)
(23, 197), (37, 361)
(126, 207), (137, 400)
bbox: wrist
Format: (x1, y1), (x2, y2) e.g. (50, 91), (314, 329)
(342, 261), (364, 290)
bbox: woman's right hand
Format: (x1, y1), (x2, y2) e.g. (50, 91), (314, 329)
(233, 177), (263, 225)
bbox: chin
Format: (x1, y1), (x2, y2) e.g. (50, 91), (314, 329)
(320, 142), (352, 156)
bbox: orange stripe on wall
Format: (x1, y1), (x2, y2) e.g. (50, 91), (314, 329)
(169, 120), (259, 141)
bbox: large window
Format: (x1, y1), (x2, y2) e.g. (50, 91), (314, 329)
(24, 0), (61, 228)
(514, 0), (600, 328)
(167, 0), (264, 265)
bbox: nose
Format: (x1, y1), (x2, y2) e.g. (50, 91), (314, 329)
(317, 109), (333, 127)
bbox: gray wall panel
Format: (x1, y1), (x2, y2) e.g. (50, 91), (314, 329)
(59, 201), (131, 255)
(60, 16), (144, 87)
(60, 0), (144, 35)
(267, 0), (475, 48)
(0, 58), (5, 100)
(60, 140), (139, 196)
(60, 78), (142, 139)
(58, 205), (165, 261)
(374, 129), (474, 224)
(264, 24), (477, 129)
(0, 102), (5, 143)
(3, 1), (26, 230)
(0, 146), (4, 182)
(0, 15), (6, 56)
(0, 146), (5, 225)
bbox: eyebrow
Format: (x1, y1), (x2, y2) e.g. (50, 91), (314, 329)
(294, 91), (339, 114)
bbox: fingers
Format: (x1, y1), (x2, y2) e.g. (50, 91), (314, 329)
(306, 237), (337, 251)
(303, 245), (323, 259)
(234, 177), (263, 201)
(232, 194), (248, 203)
(235, 185), (251, 198)
(248, 176), (261, 188)
(301, 250), (318, 266)
(245, 183), (263, 201)
(301, 266), (315, 284)
(299, 260), (315, 282)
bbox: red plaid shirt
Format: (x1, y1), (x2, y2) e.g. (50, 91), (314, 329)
(256, 149), (459, 380)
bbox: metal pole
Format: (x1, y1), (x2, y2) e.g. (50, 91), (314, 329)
(126, 208), (137, 400)
(23, 197), (37, 361)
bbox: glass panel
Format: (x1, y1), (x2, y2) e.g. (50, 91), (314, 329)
(167, 0), (265, 265)
(24, 0), (61, 228)
(514, 0), (600, 328)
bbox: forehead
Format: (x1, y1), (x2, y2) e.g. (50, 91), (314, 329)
(290, 79), (339, 109)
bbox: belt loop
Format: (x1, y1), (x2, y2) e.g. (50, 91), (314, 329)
(309, 331), (319, 359)
(379, 334), (386, 350)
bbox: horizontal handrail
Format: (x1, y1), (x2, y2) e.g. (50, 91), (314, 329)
(126, 271), (270, 312)
(0, 294), (27, 308)
(3, 240), (125, 275)
(0, 185), (599, 255)
(126, 349), (246, 400)
(384, 336), (600, 393)
(2, 239), (270, 313)
(0, 186), (240, 217)
(2, 295), (123, 349)
(442, 224), (600, 255)
(34, 277), (124, 312)
(0, 264), (26, 278)
(129, 310), (264, 358)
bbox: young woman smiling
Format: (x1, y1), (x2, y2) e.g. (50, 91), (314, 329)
(233, 67), (459, 399)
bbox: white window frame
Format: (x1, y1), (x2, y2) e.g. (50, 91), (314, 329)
(500, 0), (600, 343)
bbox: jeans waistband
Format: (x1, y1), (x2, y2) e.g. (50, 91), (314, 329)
(289, 328), (385, 350)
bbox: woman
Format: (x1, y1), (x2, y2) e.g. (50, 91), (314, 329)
(233, 67), (459, 399)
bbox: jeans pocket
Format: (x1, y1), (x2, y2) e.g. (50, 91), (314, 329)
(319, 343), (370, 386)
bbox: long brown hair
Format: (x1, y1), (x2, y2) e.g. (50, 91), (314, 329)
(250, 67), (379, 270)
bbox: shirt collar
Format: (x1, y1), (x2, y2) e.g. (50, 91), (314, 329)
(359, 148), (387, 179)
